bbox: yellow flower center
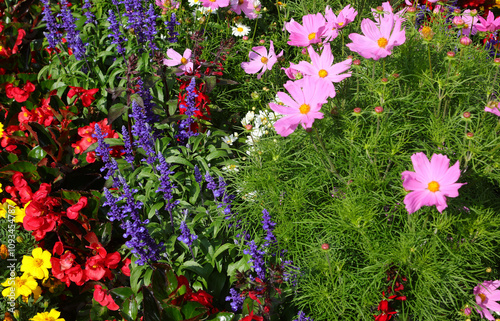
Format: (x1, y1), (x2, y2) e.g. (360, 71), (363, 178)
(308, 33), (316, 40)
(421, 26), (433, 40)
(237, 27), (244, 32)
(92, 264), (98, 269)
(209, 0), (216, 2)
(479, 293), (486, 303)
(299, 104), (310, 114)
(464, 24), (469, 29)
(378, 37), (388, 48)
(24, 112), (28, 117)
(33, 258), (44, 268)
(318, 69), (328, 78)
(181, 57), (188, 65)
(18, 279), (27, 287)
(427, 181), (440, 192)
(86, 137), (92, 143)
(338, 22), (344, 26)
(261, 57), (268, 64)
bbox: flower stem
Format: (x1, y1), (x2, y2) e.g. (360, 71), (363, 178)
(251, 17), (258, 43)
(427, 44), (433, 78)
(313, 127), (343, 183)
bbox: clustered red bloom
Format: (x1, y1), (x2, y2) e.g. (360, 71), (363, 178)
(23, 183), (62, 241)
(0, 28), (26, 58)
(67, 86), (99, 107)
(172, 275), (218, 314)
(18, 97), (58, 129)
(374, 266), (407, 321)
(72, 119), (121, 163)
(5, 80), (35, 102)
(177, 79), (212, 133)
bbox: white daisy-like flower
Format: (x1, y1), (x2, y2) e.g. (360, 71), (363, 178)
(241, 111), (255, 126)
(198, 6), (218, 15)
(231, 23), (250, 37)
(188, 0), (201, 6)
(242, 191), (258, 202)
(222, 133), (238, 145)
(222, 164), (239, 172)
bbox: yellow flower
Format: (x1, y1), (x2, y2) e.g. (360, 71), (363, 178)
(0, 244), (8, 259)
(0, 199), (26, 223)
(0, 182), (3, 193)
(30, 309), (65, 321)
(22, 285), (42, 303)
(1, 273), (38, 299)
(21, 248), (52, 280)
(0, 122), (4, 139)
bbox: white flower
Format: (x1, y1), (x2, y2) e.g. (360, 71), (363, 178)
(223, 133), (238, 145)
(222, 164), (239, 172)
(241, 111), (255, 126)
(198, 6), (218, 15)
(231, 23), (250, 37)
(242, 191), (258, 202)
(188, 0), (201, 6)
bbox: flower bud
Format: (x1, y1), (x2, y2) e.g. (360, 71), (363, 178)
(0, 244), (8, 259)
(470, 9), (477, 16)
(13, 311), (20, 319)
(375, 106), (384, 114)
(251, 91), (260, 100)
(460, 36), (471, 46)
(353, 59), (361, 65)
(347, 55), (353, 59)
(463, 111), (471, 118)
(242, 35), (249, 41)
(381, 77), (388, 83)
(452, 16), (464, 26)
(376, 6), (383, 12)
(392, 73), (400, 78)
(447, 51), (456, 58)
(407, 6), (416, 13)
(16, 236), (23, 243)
(466, 132), (473, 138)
(453, 8), (461, 14)
(245, 124), (253, 131)
(494, 58), (500, 65)
(353, 107), (362, 115)
(486, 267), (492, 273)
(259, 39), (265, 44)
(321, 243), (329, 250)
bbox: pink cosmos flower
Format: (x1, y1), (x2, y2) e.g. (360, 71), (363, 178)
(476, 11), (500, 32)
(372, 2), (406, 24)
(485, 102), (500, 117)
(200, 0), (229, 10)
(269, 78), (330, 137)
(155, 0), (180, 14)
(285, 13), (326, 47)
(474, 280), (500, 320)
(282, 64), (303, 80)
(230, 0), (259, 19)
(241, 40), (283, 79)
(347, 12), (406, 60)
(401, 153), (465, 214)
(163, 48), (194, 75)
(293, 44), (351, 98)
(324, 5), (357, 41)
(461, 9), (479, 36)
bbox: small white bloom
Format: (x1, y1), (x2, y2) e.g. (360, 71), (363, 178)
(188, 0), (201, 6)
(197, 6), (218, 15)
(231, 23), (250, 37)
(222, 164), (239, 172)
(222, 134), (238, 145)
(241, 111), (255, 126)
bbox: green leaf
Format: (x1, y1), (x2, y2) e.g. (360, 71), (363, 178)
(181, 261), (213, 280)
(165, 156), (194, 168)
(180, 301), (207, 320)
(144, 268), (153, 286)
(148, 201), (165, 219)
(0, 161), (37, 174)
(212, 244), (234, 265)
(206, 312), (235, 321)
(206, 150), (228, 161)
(100, 222), (113, 246)
(121, 297), (139, 321)
(130, 264), (146, 293)
(108, 103), (129, 124)
(142, 287), (162, 321)
(110, 287), (134, 300)
(161, 307), (183, 321)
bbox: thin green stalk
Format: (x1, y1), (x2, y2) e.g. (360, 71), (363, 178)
(251, 17), (259, 43)
(427, 45), (433, 78)
(313, 127), (343, 183)
(55, 50), (70, 75)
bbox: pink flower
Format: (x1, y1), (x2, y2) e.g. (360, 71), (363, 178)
(476, 11), (500, 32)
(474, 280), (500, 320)
(200, 0), (229, 9)
(155, 0), (180, 14)
(269, 78), (330, 137)
(293, 44), (351, 98)
(347, 12), (406, 60)
(401, 153), (465, 214)
(241, 40), (283, 79)
(461, 9), (479, 36)
(325, 4), (357, 29)
(372, 2), (406, 24)
(230, 0), (259, 19)
(485, 102), (500, 117)
(163, 48), (194, 75)
(282, 64), (302, 80)
(285, 13), (326, 47)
